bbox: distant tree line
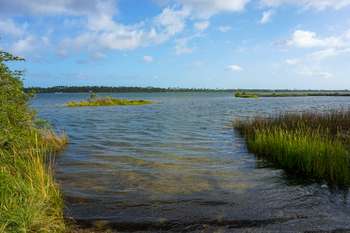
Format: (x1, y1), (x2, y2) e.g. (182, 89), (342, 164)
(24, 86), (350, 94)
(25, 86), (235, 93)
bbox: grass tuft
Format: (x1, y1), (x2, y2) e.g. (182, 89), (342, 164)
(41, 130), (68, 153)
(234, 110), (350, 185)
(0, 130), (67, 233)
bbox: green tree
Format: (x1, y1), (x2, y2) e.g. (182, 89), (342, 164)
(0, 51), (35, 149)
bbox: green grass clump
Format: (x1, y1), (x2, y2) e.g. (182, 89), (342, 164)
(0, 50), (67, 232)
(234, 110), (350, 185)
(234, 91), (258, 98)
(66, 96), (153, 107)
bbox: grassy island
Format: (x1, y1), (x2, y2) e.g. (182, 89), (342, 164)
(66, 96), (153, 107)
(1, 50), (68, 232)
(235, 91), (350, 98)
(234, 110), (350, 186)
(234, 91), (258, 98)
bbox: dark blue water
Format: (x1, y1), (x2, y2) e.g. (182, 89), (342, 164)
(32, 93), (350, 232)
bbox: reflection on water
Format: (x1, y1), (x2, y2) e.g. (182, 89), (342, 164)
(32, 93), (350, 232)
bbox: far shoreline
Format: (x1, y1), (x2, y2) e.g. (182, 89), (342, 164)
(26, 86), (350, 96)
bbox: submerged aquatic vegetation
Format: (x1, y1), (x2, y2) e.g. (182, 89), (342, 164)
(0, 50), (67, 232)
(234, 110), (350, 185)
(66, 96), (153, 107)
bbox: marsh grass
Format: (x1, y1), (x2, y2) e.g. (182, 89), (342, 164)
(0, 131), (67, 233)
(234, 110), (350, 185)
(66, 97), (153, 107)
(41, 130), (68, 153)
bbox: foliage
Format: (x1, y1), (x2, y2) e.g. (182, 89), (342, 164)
(25, 86), (350, 96)
(25, 86), (235, 93)
(0, 50), (67, 232)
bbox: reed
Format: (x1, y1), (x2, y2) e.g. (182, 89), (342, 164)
(41, 130), (68, 153)
(234, 110), (350, 185)
(66, 97), (153, 107)
(0, 131), (68, 233)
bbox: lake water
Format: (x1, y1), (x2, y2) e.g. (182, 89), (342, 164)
(32, 92), (350, 232)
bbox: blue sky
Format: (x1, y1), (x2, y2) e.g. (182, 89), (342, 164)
(1, 0), (350, 89)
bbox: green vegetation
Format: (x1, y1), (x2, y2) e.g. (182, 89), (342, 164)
(25, 86), (235, 93)
(66, 96), (153, 107)
(0, 50), (67, 232)
(25, 86), (350, 96)
(234, 110), (350, 185)
(234, 91), (258, 98)
(235, 91), (350, 98)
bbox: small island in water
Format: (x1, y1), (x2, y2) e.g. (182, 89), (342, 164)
(66, 93), (153, 107)
(234, 91), (258, 98)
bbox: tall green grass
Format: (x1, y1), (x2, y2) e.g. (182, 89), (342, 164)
(234, 110), (350, 185)
(1, 50), (67, 232)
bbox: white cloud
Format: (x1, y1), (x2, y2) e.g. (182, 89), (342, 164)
(227, 64), (243, 71)
(285, 58), (300, 65)
(59, 6), (191, 55)
(345, 29), (350, 39)
(0, 19), (26, 37)
(299, 69), (333, 79)
(143, 55), (154, 63)
(91, 51), (106, 60)
(259, 10), (274, 24)
(194, 21), (210, 31)
(218, 25), (232, 32)
(1, 0), (251, 58)
(175, 37), (194, 55)
(287, 30), (343, 48)
(11, 35), (49, 56)
(283, 28), (350, 80)
(0, 0), (117, 17)
(11, 36), (36, 54)
(261, 0), (350, 10)
(177, 0), (250, 18)
(154, 7), (190, 39)
(308, 48), (339, 61)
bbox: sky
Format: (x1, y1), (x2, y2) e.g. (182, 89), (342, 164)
(0, 0), (350, 89)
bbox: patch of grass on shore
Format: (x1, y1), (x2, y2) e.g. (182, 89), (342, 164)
(234, 110), (350, 185)
(234, 91), (258, 99)
(66, 96), (153, 107)
(0, 50), (67, 232)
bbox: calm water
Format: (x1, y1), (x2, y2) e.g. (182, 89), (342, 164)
(32, 93), (350, 232)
